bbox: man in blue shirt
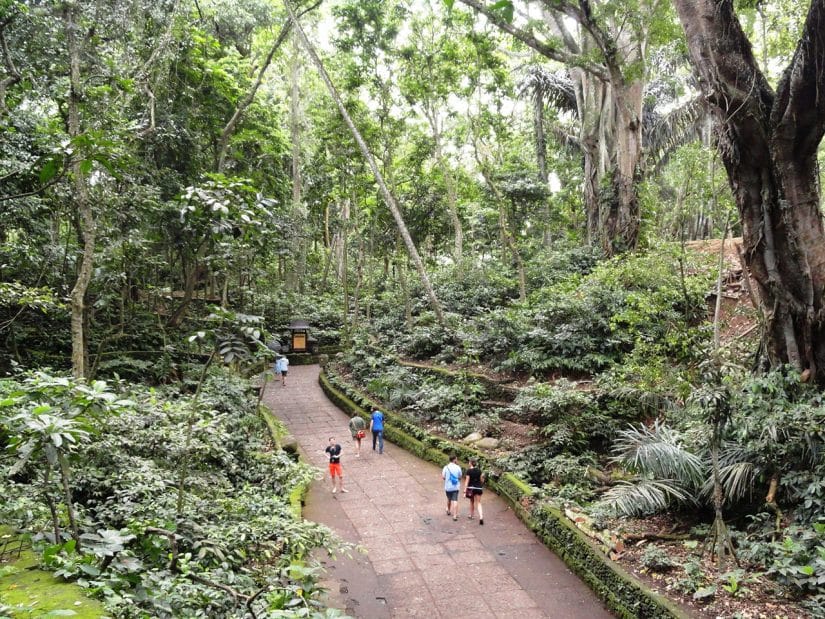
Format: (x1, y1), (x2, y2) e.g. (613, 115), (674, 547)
(442, 454), (462, 521)
(370, 408), (385, 454)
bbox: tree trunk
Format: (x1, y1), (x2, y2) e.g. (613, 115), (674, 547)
(64, 3), (95, 380)
(674, 0), (825, 383)
(479, 166), (527, 302)
(57, 452), (80, 549)
(603, 80), (643, 254)
(341, 199), (350, 324)
(214, 2), (321, 171)
(42, 465), (61, 544)
(167, 243), (207, 328)
(286, 2), (446, 327)
(531, 88), (552, 248)
(289, 32), (307, 294)
(428, 112), (463, 265)
(458, 0), (645, 255)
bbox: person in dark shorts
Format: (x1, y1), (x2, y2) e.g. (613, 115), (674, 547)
(464, 458), (485, 525)
(324, 437), (348, 494)
(442, 454), (462, 521)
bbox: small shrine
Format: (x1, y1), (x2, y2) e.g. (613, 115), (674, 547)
(287, 319), (311, 353)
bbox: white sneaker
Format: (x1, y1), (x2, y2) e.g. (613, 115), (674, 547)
(332, 488), (337, 494)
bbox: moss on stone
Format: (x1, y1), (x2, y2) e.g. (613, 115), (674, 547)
(0, 530), (106, 618)
(258, 404), (309, 519)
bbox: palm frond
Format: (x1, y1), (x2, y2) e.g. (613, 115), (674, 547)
(516, 65), (577, 114)
(548, 125), (581, 153)
(601, 478), (696, 517)
(644, 97), (708, 172)
(611, 421), (705, 486)
(700, 460), (757, 505)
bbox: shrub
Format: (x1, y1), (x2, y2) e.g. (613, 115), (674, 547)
(640, 545), (680, 573)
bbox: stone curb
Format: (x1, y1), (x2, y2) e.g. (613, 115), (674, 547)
(258, 403), (309, 520)
(319, 369), (691, 619)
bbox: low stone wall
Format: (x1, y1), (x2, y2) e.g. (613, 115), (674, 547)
(319, 369), (689, 619)
(259, 404), (309, 519)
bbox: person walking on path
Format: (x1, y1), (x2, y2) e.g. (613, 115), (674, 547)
(370, 408), (384, 454)
(464, 458), (485, 525)
(324, 437), (348, 494)
(275, 355), (289, 387)
(348, 414), (367, 457)
(442, 454), (462, 521)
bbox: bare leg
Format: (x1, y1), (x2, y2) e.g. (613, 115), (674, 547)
(477, 497), (484, 524)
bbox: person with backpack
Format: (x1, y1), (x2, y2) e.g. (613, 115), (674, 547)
(464, 458), (485, 525)
(370, 408), (384, 454)
(275, 355), (289, 387)
(442, 454), (463, 521)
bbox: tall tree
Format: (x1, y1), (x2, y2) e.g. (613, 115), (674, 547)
(285, 1), (447, 327)
(674, 0), (825, 383)
(453, 0), (675, 254)
(63, 2), (94, 378)
(397, 3), (468, 266)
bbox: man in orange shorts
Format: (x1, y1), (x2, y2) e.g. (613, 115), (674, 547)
(325, 437), (348, 494)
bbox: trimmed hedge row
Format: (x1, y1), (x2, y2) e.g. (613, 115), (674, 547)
(319, 368), (690, 619)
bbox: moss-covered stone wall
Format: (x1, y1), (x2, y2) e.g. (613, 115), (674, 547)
(258, 405), (309, 519)
(319, 369), (690, 619)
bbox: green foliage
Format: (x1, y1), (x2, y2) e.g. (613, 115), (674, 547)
(503, 248), (713, 376)
(640, 545), (679, 573)
(675, 559), (710, 595)
(727, 368), (825, 504)
(510, 381), (618, 453)
(405, 373), (497, 438)
(761, 525), (825, 594)
(0, 282), (62, 313)
(495, 445), (596, 488)
(601, 422), (704, 517)
(0, 369), (339, 617)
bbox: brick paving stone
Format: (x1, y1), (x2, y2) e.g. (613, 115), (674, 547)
(476, 573), (521, 592)
(264, 365), (614, 619)
(433, 593), (494, 616)
(372, 557), (419, 576)
(486, 588), (542, 611)
(494, 608), (547, 619)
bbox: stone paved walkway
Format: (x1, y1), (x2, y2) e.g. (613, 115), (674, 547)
(263, 364), (613, 619)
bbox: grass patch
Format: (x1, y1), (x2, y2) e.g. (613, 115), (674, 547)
(1, 527), (106, 618)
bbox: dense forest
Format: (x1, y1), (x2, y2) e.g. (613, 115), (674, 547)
(2, 0), (825, 617)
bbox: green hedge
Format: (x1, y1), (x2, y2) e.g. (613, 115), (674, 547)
(319, 369), (689, 619)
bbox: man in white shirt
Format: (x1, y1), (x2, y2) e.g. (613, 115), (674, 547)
(275, 355), (289, 387)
